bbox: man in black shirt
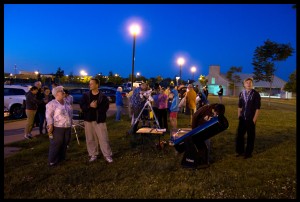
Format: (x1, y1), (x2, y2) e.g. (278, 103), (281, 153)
(236, 78), (261, 159)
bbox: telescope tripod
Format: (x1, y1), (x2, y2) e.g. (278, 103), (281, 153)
(132, 99), (160, 129)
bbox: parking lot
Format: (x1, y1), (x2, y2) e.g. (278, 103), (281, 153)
(4, 103), (118, 158)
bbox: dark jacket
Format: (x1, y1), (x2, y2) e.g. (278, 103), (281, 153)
(25, 91), (40, 110)
(80, 90), (109, 123)
(238, 89), (261, 121)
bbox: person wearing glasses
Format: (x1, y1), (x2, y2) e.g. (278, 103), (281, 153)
(46, 86), (73, 166)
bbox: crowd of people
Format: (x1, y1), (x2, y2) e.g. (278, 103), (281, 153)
(23, 77), (260, 167)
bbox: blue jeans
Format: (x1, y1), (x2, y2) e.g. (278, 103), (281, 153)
(116, 105), (122, 121)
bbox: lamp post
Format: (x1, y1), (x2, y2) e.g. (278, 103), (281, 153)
(177, 57), (185, 85)
(191, 66), (196, 81)
(129, 24), (141, 89)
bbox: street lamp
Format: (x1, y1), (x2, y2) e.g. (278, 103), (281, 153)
(177, 57), (185, 85)
(136, 72), (140, 78)
(34, 71), (39, 81)
(80, 70), (87, 76)
(191, 66), (196, 81)
(129, 24), (141, 89)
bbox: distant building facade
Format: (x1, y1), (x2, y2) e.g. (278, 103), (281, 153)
(194, 65), (287, 98)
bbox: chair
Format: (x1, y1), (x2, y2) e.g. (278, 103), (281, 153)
(72, 110), (84, 145)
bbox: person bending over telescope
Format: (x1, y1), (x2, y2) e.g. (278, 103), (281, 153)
(174, 103), (228, 168)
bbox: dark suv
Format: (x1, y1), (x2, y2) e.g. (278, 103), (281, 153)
(68, 87), (126, 104)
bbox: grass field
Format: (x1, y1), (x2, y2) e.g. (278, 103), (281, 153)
(4, 96), (296, 199)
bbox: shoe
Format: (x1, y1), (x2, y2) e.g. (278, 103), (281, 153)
(49, 162), (56, 167)
(89, 156), (97, 162)
(105, 157), (113, 163)
(236, 153), (244, 157)
(244, 154), (253, 159)
(24, 134), (32, 140)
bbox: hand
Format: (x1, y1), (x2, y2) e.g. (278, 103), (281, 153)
(90, 100), (97, 108)
(47, 125), (53, 134)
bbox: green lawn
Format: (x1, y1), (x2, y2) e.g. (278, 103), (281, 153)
(4, 96), (296, 199)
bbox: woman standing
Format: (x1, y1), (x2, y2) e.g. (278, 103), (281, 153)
(46, 86), (73, 166)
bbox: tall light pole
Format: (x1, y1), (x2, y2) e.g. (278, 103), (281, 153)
(177, 57), (185, 85)
(129, 24), (141, 89)
(191, 66), (196, 81)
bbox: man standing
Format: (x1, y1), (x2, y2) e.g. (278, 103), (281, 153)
(236, 78), (261, 159)
(80, 78), (113, 163)
(217, 85), (223, 104)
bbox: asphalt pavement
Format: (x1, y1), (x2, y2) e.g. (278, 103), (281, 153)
(4, 103), (118, 158)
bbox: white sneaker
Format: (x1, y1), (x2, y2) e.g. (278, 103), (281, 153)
(24, 134), (32, 140)
(105, 157), (113, 163)
(89, 156), (97, 162)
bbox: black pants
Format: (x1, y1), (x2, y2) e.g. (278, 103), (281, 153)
(236, 118), (256, 156)
(157, 108), (168, 130)
(48, 127), (71, 165)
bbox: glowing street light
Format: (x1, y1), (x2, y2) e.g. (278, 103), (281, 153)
(136, 72), (140, 78)
(177, 57), (185, 84)
(34, 70), (39, 81)
(80, 70), (87, 76)
(176, 76), (180, 87)
(191, 66), (196, 81)
(129, 23), (141, 89)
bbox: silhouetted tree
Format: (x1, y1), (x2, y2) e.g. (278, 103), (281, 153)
(226, 66), (242, 96)
(283, 70), (296, 93)
(55, 67), (64, 84)
(252, 39), (294, 104)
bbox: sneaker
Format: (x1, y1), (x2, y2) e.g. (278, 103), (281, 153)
(89, 156), (97, 162)
(49, 162), (56, 167)
(105, 157), (113, 163)
(24, 134), (32, 140)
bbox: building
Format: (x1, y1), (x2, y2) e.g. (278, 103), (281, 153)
(194, 65), (288, 98)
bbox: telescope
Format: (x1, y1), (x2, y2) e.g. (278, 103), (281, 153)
(173, 114), (229, 168)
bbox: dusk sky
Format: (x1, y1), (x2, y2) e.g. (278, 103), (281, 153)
(4, 4), (296, 82)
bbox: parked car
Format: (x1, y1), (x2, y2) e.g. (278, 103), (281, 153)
(67, 88), (90, 104)
(100, 86), (129, 104)
(4, 106), (10, 119)
(68, 87), (126, 104)
(4, 85), (31, 119)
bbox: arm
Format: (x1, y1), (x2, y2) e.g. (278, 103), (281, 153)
(253, 109), (259, 124)
(238, 108), (242, 118)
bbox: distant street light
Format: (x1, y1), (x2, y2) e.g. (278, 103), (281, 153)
(34, 71), (39, 81)
(129, 24), (141, 89)
(176, 76), (180, 87)
(191, 66), (196, 81)
(80, 70), (87, 76)
(136, 72), (140, 78)
(177, 57), (185, 85)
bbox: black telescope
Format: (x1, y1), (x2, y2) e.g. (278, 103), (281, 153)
(174, 115), (229, 153)
(173, 114), (229, 168)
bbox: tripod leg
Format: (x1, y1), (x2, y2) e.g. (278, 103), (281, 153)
(132, 101), (148, 126)
(148, 102), (160, 129)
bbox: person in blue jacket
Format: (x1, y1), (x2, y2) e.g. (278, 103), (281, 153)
(115, 86), (124, 121)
